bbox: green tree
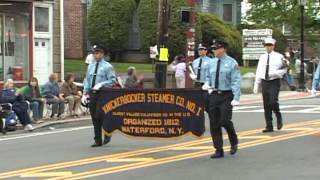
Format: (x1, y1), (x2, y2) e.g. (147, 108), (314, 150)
(139, 0), (202, 59)
(88, 0), (136, 52)
(199, 13), (242, 62)
(246, 0), (320, 33)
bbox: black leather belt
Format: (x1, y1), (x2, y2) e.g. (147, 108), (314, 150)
(211, 90), (232, 94)
(262, 78), (280, 82)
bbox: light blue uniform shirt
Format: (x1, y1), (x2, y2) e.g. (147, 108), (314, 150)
(84, 59), (116, 93)
(205, 55), (241, 101)
(312, 64), (320, 89)
(192, 56), (212, 83)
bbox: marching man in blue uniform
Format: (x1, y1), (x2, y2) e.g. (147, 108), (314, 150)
(202, 39), (241, 158)
(83, 44), (117, 147)
(311, 63), (320, 96)
(190, 43), (213, 87)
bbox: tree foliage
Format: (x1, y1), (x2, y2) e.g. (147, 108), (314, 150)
(139, 0), (202, 59)
(246, 0), (320, 33)
(88, 0), (242, 62)
(88, 0), (136, 52)
(199, 13), (242, 62)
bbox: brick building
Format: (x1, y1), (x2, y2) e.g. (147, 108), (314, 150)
(64, 0), (86, 59)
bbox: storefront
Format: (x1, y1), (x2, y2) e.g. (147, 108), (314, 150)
(0, 1), (32, 82)
(0, 0), (63, 85)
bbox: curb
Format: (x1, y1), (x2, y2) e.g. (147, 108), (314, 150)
(33, 116), (91, 130)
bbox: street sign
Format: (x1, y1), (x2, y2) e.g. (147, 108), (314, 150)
(159, 48), (169, 62)
(242, 29), (272, 60)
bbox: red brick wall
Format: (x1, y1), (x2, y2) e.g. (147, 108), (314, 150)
(64, 0), (84, 59)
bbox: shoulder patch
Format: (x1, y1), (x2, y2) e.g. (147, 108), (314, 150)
(234, 64), (240, 70)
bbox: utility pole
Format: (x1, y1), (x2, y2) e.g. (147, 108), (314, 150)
(155, 0), (170, 88)
(299, 0), (306, 91)
(185, 0), (196, 88)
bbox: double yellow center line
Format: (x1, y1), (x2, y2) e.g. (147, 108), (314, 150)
(1, 120), (320, 179)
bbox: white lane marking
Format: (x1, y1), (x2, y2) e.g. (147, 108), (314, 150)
(233, 106), (260, 110)
(0, 126), (92, 142)
(235, 110), (320, 114)
(296, 107), (320, 113)
(234, 105), (320, 114)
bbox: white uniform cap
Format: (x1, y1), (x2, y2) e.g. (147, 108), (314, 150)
(264, 38), (276, 45)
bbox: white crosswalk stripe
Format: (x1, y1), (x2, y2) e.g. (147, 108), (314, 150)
(234, 105), (320, 113)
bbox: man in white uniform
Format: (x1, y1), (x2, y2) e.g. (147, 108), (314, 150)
(253, 38), (287, 133)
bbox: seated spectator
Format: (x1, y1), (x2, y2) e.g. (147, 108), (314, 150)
(43, 73), (65, 119)
(1, 79), (33, 131)
(21, 77), (46, 122)
(60, 73), (81, 117)
(124, 66), (144, 88)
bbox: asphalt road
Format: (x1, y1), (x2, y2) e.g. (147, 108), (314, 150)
(1, 97), (320, 180)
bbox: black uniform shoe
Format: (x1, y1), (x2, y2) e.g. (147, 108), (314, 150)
(277, 120), (283, 130)
(210, 150), (224, 159)
(230, 145), (238, 155)
(91, 141), (102, 147)
(262, 128), (273, 133)
(103, 136), (111, 145)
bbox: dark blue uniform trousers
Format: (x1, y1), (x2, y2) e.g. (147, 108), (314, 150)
(208, 91), (238, 151)
(261, 79), (282, 129)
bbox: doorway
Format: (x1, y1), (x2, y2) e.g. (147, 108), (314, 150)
(34, 38), (51, 85)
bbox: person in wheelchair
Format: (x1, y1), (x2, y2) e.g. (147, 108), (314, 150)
(0, 79), (33, 131)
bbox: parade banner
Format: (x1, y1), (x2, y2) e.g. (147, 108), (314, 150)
(98, 88), (205, 138)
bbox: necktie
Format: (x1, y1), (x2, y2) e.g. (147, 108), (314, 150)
(196, 58), (203, 81)
(215, 59), (221, 89)
(265, 54), (270, 80)
(91, 61), (100, 88)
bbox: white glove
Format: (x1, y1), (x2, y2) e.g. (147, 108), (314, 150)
(189, 73), (197, 80)
(201, 82), (211, 91)
(311, 89), (317, 97)
(93, 83), (103, 90)
(81, 95), (88, 105)
(231, 100), (240, 106)
(201, 83), (213, 94)
(253, 83), (259, 94)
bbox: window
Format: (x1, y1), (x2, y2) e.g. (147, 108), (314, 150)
(35, 7), (49, 32)
(0, 2), (31, 81)
(3, 14), (30, 81)
(223, 4), (233, 22)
